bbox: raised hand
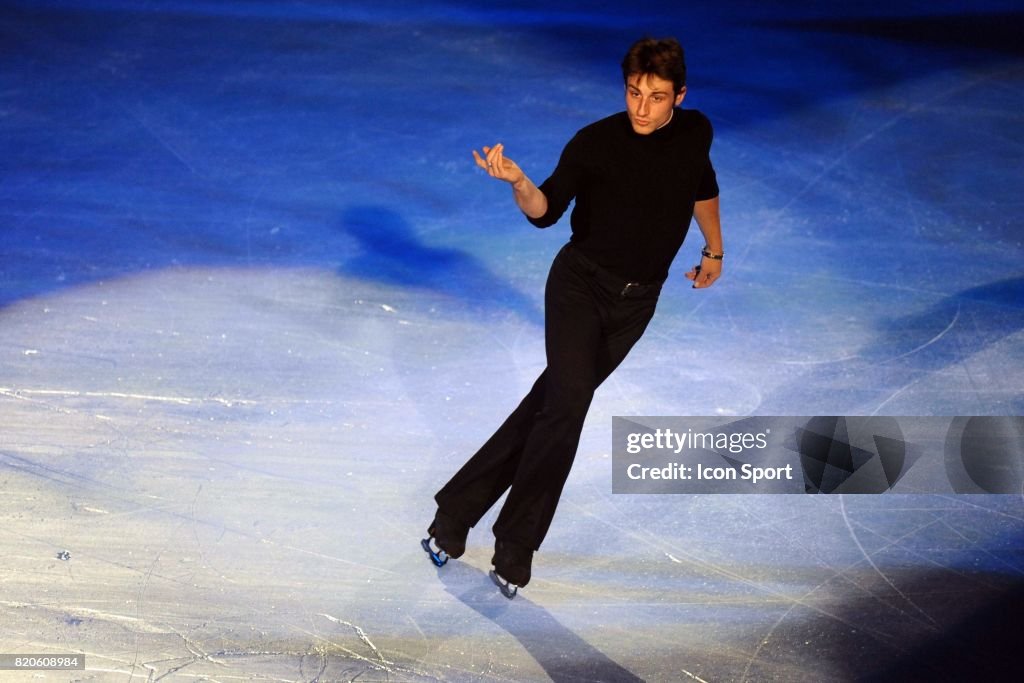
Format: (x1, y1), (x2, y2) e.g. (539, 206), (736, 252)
(472, 143), (525, 185)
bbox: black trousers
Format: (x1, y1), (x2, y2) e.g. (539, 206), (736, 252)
(435, 243), (661, 551)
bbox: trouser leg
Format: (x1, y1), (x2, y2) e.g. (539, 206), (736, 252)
(434, 371), (547, 527)
(492, 250), (659, 549)
(435, 247), (657, 547)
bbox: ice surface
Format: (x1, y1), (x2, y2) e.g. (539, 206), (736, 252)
(1, 1), (1022, 680)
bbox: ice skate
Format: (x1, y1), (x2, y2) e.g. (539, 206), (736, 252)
(421, 510), (469, 567)
(490, 539), (533, 599)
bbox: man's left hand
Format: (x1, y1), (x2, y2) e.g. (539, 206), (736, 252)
(685, 256), (722, 288)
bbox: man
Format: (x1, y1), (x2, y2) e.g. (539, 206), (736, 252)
(422, 37), (723, 598)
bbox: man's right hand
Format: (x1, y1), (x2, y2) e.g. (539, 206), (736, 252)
(472, 143), (525, 185)
(472, 143), (548, 219)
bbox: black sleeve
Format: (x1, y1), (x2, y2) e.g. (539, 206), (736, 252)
(696, 117), (719, 201)
(696, 159), (719, 201)
(526, 132), (585, 228)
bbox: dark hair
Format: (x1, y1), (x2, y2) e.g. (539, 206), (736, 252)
(621, 37), (686, 93)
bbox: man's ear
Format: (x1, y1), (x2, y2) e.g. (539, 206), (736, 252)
(675, 86), (687, 106)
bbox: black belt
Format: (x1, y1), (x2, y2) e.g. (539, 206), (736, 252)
(562, 244), (663, 298)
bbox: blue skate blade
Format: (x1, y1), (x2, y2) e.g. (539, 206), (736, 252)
(421, 537), (448, 567)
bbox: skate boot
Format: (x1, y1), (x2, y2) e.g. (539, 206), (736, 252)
(489, 539), (533, 599)
(420, 510), (469, 567)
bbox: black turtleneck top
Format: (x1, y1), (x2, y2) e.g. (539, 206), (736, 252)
(528, 108), (718, 283)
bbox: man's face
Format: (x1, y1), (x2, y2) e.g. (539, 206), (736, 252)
(625, 72), (685, 135)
